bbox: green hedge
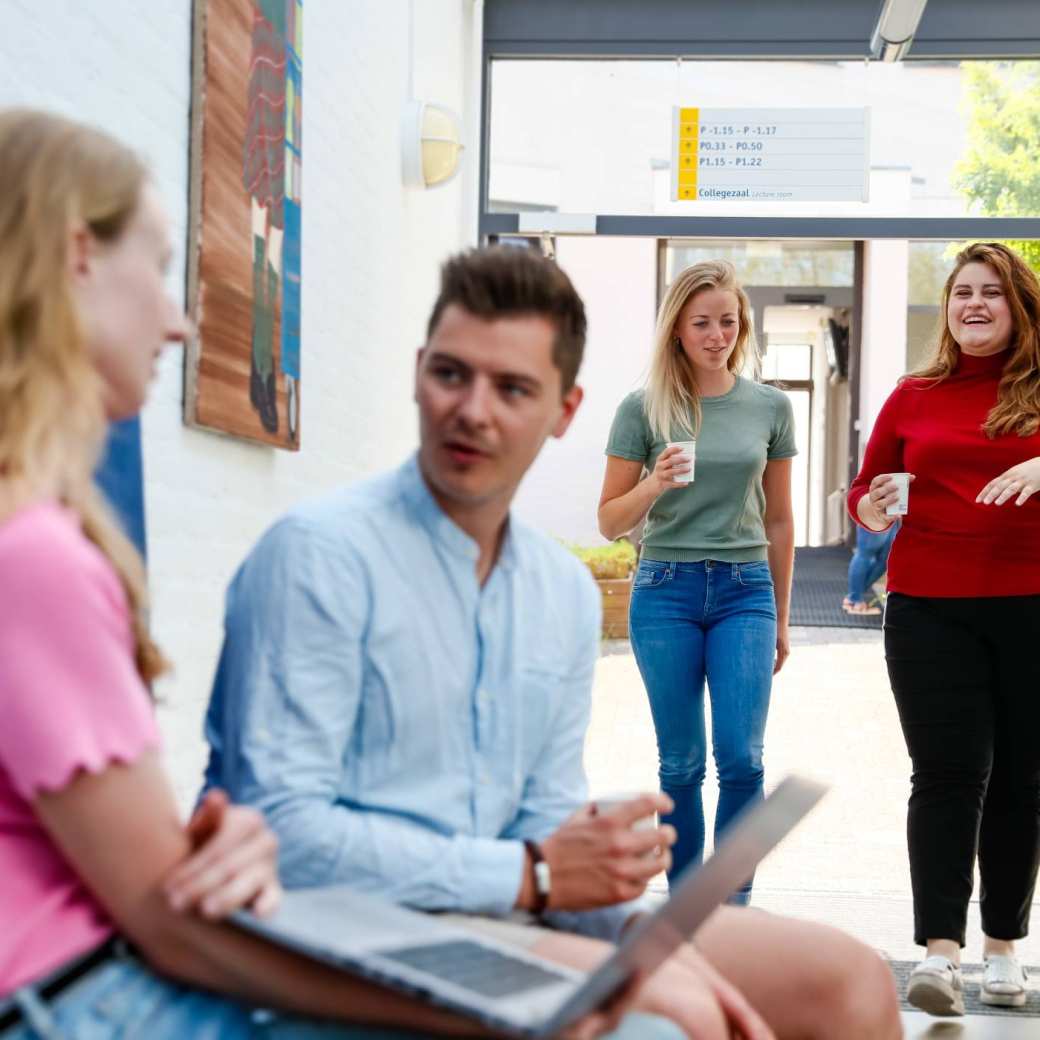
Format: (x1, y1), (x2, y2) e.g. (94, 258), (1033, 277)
(567, 539), (637, 580)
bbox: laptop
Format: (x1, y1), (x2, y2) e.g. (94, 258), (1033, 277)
(233, 774), (826, 1038)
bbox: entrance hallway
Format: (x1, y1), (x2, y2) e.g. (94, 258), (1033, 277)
(586, 627), (1040, 1035)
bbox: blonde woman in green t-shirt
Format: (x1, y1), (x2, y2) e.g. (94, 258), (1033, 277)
(598, 260), (796, 902)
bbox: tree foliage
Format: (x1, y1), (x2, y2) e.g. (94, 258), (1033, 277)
(955, 63), (1040, 271)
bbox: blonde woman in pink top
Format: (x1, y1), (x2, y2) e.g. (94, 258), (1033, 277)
(0, 110), (678, 1040)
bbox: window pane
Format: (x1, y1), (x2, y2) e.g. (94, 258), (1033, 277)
(908, 241), (955, 305)
(667, 239), (854, 287)
(762, 343), (812, 382)
(907, 309), (940, 371)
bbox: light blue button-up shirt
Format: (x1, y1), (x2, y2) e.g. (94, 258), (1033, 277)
(204, 456), (640, 939)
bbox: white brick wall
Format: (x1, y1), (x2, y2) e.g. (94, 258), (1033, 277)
(2, 0), (479, 806)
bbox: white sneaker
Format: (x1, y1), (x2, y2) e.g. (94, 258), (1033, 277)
(907, 955), (964, 1017)
(981, 954), (1028, 1007)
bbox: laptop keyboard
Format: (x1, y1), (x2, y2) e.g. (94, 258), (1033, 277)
(379, 939), (571, 998)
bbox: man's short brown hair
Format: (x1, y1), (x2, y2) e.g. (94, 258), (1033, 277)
(426, 245), (587, 393)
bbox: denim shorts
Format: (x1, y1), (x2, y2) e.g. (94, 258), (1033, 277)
(2, 948), (684, 1040)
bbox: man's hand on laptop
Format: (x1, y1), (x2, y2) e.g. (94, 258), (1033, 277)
(519, 794), (675, 911)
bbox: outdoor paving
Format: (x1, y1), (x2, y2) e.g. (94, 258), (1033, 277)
(901, 1011), (1040, 1038)
(587, 628), (1040, 1036)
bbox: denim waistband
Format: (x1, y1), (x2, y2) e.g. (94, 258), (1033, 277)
(0, 937), (131, 1037)
(639, 558), (771, 570)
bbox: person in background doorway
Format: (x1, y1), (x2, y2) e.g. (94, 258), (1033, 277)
(841, 520), (899, 616)
(849, 242), (1040, 1018)
(598, 260), (796, 904)
(0, 108), (664, 1040)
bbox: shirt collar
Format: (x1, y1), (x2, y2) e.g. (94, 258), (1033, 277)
(398, 453), (517, 573)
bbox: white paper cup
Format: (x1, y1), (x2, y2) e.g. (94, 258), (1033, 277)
(593, 793), (659, 832)
(666, 440), (696, 484)
(886, 473), (910, 517)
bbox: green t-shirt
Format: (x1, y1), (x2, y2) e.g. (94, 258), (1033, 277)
(605, 378), (797, 563)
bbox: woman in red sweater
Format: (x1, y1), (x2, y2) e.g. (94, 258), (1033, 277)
(849, 242), (1040, 1018)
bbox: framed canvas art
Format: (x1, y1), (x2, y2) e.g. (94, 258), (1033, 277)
(186, 0), (302, 448)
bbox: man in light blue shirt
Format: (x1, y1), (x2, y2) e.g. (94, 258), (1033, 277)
(204, 452), (641, 932)
(204, 247), (900, 1040)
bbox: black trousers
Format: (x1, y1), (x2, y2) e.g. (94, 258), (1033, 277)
(885, 592), (1040, 947)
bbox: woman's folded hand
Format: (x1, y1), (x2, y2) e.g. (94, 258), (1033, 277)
(163, 788), (282, 919)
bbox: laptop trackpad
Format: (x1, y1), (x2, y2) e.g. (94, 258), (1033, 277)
(374, 938), (574, 999)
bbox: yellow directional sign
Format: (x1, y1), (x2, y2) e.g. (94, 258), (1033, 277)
(670, 107), (870, 203)
(676, 107), (699, 200)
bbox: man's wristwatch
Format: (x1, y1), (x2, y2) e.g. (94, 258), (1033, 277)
(523, 839), (551, 915)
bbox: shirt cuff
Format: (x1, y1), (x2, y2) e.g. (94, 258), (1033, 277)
(455, 838), (527, 916)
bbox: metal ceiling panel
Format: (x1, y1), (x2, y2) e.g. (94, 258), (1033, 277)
(484, 0), (1040, 60)
(911, 0), (1040, 57)
(484, 0), (884, 59)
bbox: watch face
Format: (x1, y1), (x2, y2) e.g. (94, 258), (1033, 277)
(534, 860), (551, 894)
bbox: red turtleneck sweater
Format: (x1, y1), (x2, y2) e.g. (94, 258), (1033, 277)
(848, 349), (1040, 598)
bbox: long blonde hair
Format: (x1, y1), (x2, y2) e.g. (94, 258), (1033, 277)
(0, 109), (167, 682)
(645, 260), (755, 441)
(912, 242), (1040, 438)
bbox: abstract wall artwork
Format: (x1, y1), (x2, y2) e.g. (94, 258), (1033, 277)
(186, 0), (303, 448)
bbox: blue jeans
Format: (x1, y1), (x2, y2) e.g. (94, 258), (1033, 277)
(3, 952), (683, 1040)
(629, 559), (777, 902)
(846, 523), (898, 605)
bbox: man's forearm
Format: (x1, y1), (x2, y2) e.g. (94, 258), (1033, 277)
(265, 796), (526, 915)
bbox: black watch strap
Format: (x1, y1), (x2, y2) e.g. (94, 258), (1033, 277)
(523, 839), (550, 915)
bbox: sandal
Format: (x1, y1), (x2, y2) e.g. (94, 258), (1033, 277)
(907, 955), (964, 1017)
(843, 600), (881, 616)
(981, 954), (1028, 1007)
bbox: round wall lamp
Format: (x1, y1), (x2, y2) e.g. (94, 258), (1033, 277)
(401, 99), (464, 189)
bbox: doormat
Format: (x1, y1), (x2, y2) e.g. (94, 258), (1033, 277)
(889, 960), (1040, 1017)
(790, 546), (882, 629)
